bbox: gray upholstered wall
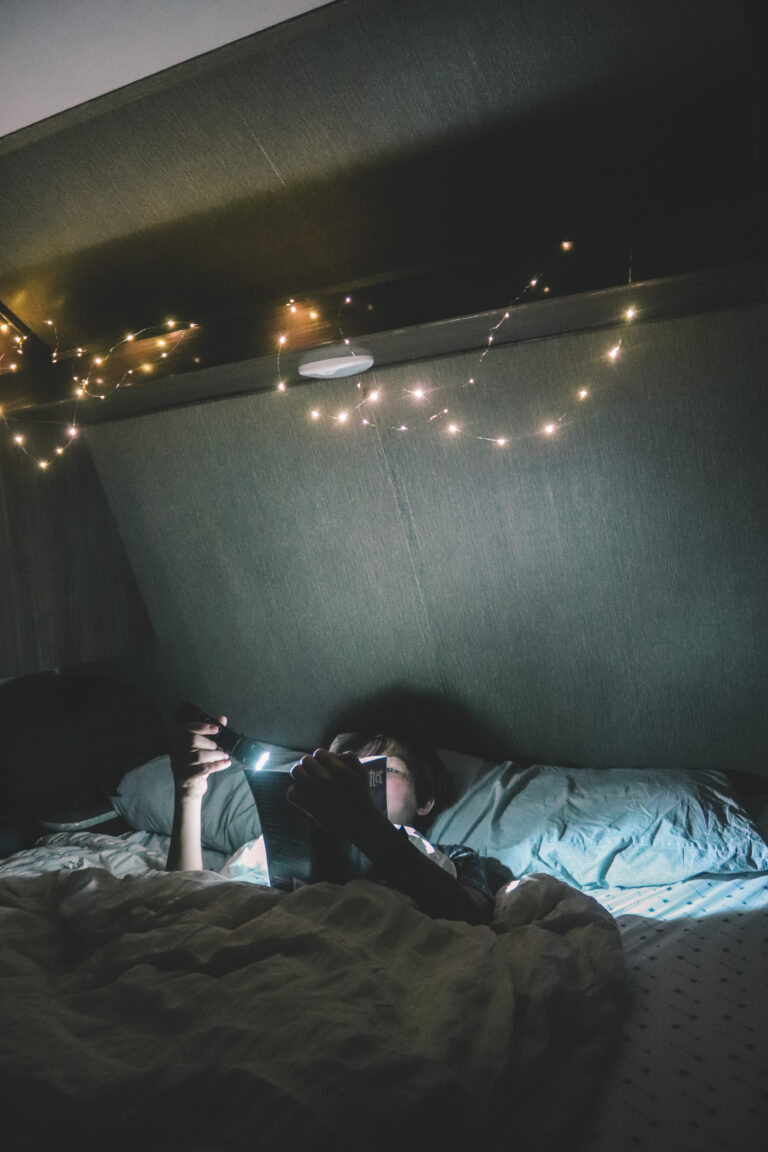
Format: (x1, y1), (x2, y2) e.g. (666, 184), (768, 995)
(85, 303), (768, 773)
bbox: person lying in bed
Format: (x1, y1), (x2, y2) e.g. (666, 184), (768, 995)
(167, 718), (495, 925)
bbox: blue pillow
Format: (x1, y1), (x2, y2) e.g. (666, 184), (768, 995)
(111, 740), (305, 856)
(428, 761), (768, 888)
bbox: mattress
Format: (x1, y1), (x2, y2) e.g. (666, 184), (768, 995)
(1, 831), (764, 1150)
(581, 875), (768, 1151)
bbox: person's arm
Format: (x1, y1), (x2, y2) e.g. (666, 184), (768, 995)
(288, 750), (492, 925)
(166, 715), (231, 871)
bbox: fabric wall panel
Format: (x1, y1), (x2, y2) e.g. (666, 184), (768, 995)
(87, 303), (768, 772)
(86, 390), (441, 749)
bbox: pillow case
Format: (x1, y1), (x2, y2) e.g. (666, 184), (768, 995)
(111, 739), (305, 856)
(428, 761), (768, 888)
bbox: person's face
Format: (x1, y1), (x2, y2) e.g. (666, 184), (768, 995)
(385, 755), (434, 826)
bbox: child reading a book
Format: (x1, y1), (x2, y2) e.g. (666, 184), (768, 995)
(167, 715), (495, 924)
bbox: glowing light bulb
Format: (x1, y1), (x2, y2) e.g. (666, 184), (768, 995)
(608, 345), (620, 360)
(76, 387), (84, 396)
(45, 320), (53, 326)
(156, 339), (166, 348)
(277, 381), (286, 391)
(68, 426), (78, 437)
(279, 335), (286, 345)
(530, 278), (538, 287)
(56, 447), (64, 454)
(468, 378), (474, 386)
(544, 424), (556, 435)
(578, 389), (589, 399)
(39, 460), (48, 469)
(14, 434), (24, 444)
(309, 311), (319, 320)
(10, 363), (17, 371)
(344, 338), (350, 345)
(189, 322), (197, 329)
(488, 335), (494, 343)
(94, 356), (103, 365)
(290, 306), (297, 313)
(337, 411), (348, 422)
(362, 418), (370, 426)
(0, 323), (7, 332)
(125, 334), (134, 342)
(345, 297), (352, 304)
(413, 388), (425, 399)
(561, 240), (573, 251)
(161, 352), (167, 358)
(310, 410), (320, 419)
(496, 438), (507, 446)
(625, 307), (637, 320)
(166, 320), (176, 328)
(448, 424), (460, 434)
(368, 390), (379, 401)
(504, 312), (510, 319)
(141, 363), (152, 372)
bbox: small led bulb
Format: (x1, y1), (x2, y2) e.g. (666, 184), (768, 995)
(166, 320), (176, 328)
(279, 335), (286, 345)
(530, 278), (538, 287)
(413, 388), (424, 399)
(625, 307), (637, 320)
(277, 381), (286, 391)
(39, 460), (49, 469)
(68, 426), (78, 437)
(14, 434), (24, 444)
(578, 389), (589, 400)
(448, 424), (460, 434)
(311, 410), (320, 419)
(544, 424), (556, 435)
(561, 240), (573, 251)
(496, 438), (507, 446)
(368, 390), (379, 401)
(56, 447), (64, 454)
(337, 412), (348, 422)
(608, 345), (620, 360)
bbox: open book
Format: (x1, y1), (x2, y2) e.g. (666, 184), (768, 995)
(245, 758), (387, 892)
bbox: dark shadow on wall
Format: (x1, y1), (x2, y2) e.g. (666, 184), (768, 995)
(320, 684), (523, 767)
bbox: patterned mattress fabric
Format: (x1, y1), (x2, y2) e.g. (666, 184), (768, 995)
(0, 835), (625, 1152)
(580, 875), (768, 1152)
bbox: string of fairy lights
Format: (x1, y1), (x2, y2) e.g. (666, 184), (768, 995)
(0, 318), (196, 469)
(0, 238), (638, 472)
(290, 241), (638, 445)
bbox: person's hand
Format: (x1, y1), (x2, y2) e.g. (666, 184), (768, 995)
(287, 749), (377, 838)
(169, 714), (231, 797)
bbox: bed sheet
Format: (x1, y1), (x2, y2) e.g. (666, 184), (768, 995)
(579, 875), (768, 1152)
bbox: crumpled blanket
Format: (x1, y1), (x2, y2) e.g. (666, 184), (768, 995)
(0, 866), (625, 1152)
